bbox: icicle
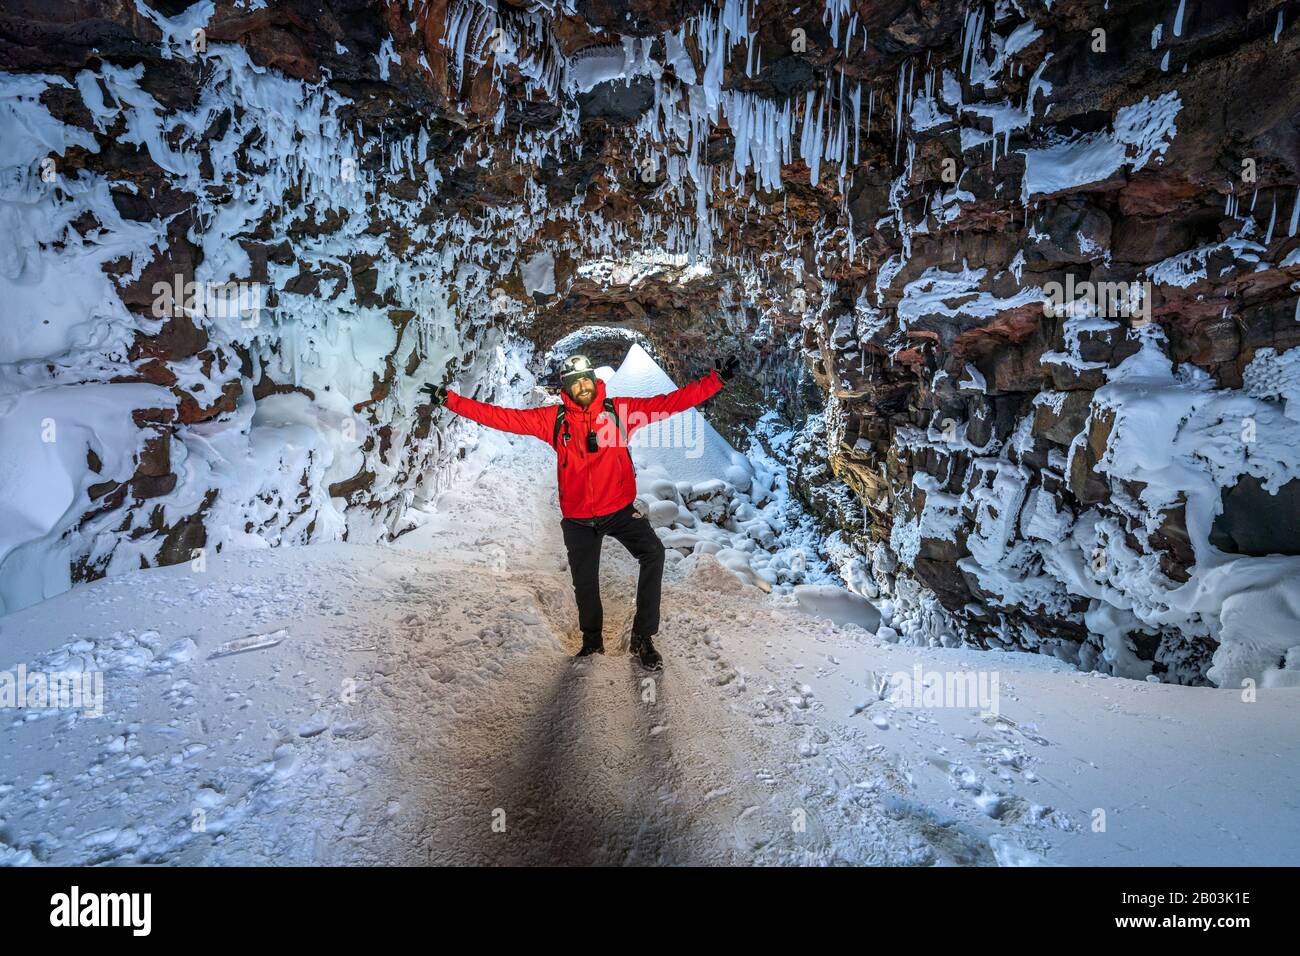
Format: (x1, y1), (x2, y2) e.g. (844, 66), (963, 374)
(810, 88), (826, 185)
(1290, 186), (1300, 237)
(894, 63), (905, 164)
(837, 120), (847, 183)
(799, 88), (816, 163)
(852, 83), (862, 166)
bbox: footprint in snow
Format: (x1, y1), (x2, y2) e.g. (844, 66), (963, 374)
(271, 745), (298, 781)
(193, 786), (224, 809)
(733, 806), (771, 853)
(297, 714), (330, 738)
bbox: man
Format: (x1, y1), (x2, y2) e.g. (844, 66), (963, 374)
(421, 352), (738, 669)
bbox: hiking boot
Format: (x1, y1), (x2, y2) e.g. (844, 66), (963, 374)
(574, 632), (604, 657)
(630, 633), (662, 670)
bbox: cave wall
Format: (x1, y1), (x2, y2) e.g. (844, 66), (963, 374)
(790, 0), (1300, 687)
(0, 0), (554, 612)
(2, 0), (1299, 686)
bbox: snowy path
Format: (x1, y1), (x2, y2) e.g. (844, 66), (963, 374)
(2, 436), (1298, 866)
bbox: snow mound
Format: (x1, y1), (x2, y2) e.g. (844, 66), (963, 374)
(608, 342), (752, 487)
(793, 584), (882, 632)
(0, 383), (176, 613)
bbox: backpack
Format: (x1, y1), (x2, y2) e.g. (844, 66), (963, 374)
(553, 399), (629, 454)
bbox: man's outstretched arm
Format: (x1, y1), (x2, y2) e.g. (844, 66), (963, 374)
(424, 383), (553, 442)
(620, 357), (736, 423)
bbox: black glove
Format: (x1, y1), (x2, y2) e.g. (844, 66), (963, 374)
(714, 356), (740, 381)
(419, 382), (448, 406)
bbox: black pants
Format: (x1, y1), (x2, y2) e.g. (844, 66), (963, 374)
(561, 503), (666, 641)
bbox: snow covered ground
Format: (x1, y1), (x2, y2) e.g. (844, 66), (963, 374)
(2, 404), (1298, 866)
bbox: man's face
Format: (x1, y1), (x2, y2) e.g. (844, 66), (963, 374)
(566, 375), (595, 407)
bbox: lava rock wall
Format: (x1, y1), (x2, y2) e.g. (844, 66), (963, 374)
(794, 0), (1300, 686)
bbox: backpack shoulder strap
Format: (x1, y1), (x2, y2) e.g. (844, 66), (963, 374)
(552, 405), (567, 448)
(602, 398), (628, 444)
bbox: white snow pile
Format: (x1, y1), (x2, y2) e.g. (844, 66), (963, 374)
(792, 584), (882, 631)
(610, 342), (746, 486)
(0, 383), (175, 612)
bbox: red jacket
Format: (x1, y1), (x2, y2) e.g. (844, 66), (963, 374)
(445, 370), (724, 519)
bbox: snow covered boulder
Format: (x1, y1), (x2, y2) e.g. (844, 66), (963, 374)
(646, 499), (680, 529)
(735, 516), (777, 549)
(715, 547), (771, 591)
(723, 464), (752, 494)
(659, 528), (703, 554)
(686, 478), (730, 523)
(0, 382), (178, 614)
(793, 585), (882, 633)
(638, 477), (681, 504)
